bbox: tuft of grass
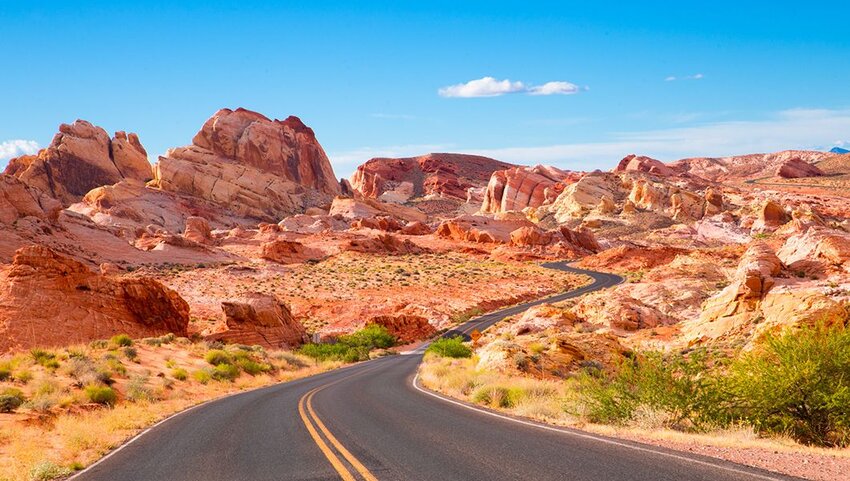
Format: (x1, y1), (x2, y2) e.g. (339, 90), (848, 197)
(171, 368), (188, 381)
(84, 385), (117, 406)
(211, 363), (240, 382)
(204, 349), (233, 366)
(192, 369), (212, 384)
(0, 387), (26, 413)
(110, 334), (133, 347)
(29, 460), (72, 481)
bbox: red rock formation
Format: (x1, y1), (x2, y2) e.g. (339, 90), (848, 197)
(343, 234), (426, 255)
(367, 314), (436, 343)
(260, 239), (325, 264)
(328, 197), (426, 223)
(671, 150), (830, 182)
(559, 226), (600, 253)
(777, 226), (850, 268)
(183, 216), (213, 245)
(752, 200), (790, 231)
(153, 108), (340, 221)
(211, 293), (307, 348)
(481, 165), (580, 213)
(351, 216), (403, 232)
(436, 215), (534, 244)
(400, 221), (432, 235)
(0, 174), (62, 224)
(350, 153), (513, 201)
(4, 120), (152, 205)
(509, 226), (554, 246)
(776, 157), (825, 178)
(614, 154), (676, 176)
(574, 291), (673, 332)
(0, 245), (189, 352)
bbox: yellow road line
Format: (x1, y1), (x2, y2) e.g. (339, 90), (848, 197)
(298, 388), (356, 481)
(306, 389), (380, 481)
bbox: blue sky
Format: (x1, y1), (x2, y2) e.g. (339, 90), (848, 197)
(2, 1), (849, 177)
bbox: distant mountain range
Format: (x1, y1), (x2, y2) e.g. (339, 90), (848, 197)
(829, 146), (850, 154)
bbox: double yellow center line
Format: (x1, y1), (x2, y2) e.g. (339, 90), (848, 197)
(297, 374), (380, 481)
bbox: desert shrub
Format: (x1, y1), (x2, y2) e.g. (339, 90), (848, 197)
(84, 385), (117, 406)
(426, 337), (473, 358)
(299, 325), (395, 362)
(472, 385), (523, 408)
(204, 349), (233, 366)
(123, 347), (138, 361)
(211, 363), (240, 382)
(126, 375), (157, 402)
(192, 369), (212, 384)
(29, 460), (72, 481)
(14, 369), (34, 384)
(571, 350), (721, 430)
(274, 351), (309, 369)
(339, 324), (396, 350)
(89, 339), (108, 349)
(236, 358), (271, 376)
(0, 362), (11, 381)
(0, 387), (26, 413)
(723, 322), (850, 447)
(110, 334), (133, 347)
(171, 368), (188, 381)
(30, 348), (60, 369)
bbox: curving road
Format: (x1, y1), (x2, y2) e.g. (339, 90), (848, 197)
(72, 262), (799, 481)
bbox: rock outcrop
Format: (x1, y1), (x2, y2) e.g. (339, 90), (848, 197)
(480, 165), (579, 214)
(0, 175), (62, 224)
(343, 234), (426, 255)
(4, 120), (152, 205)
(328, 197), (426, 223)
(436, 215), (534, 244)
(366, 314), (436, 343)
(0, 245), (189, 352)
(261, 239), (325, 264)
(751, 200), (790, 232)
(777, 227), (850, 268)
(211, 293), (307, 348)
(776, 157), (825, 178)
(350, 153), (513, 202)
(152, 108), (340, 221)
(671, 150), (830, 182)
(614, 154), (676, 177)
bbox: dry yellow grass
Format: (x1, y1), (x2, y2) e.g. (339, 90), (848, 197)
(0, 339), (339, 481)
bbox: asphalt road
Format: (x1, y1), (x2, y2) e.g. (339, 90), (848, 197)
(73, 262), (799, 481)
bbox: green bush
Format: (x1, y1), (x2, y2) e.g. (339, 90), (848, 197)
(0, 387), (26, 413)
(426, 337), (473, 358)
(192, 369), (211, 384)
(299, 324), (396, 362)
(30, 348), (60, 369)
(171, 368), (188, 381)
(236, 358), (271, 376)
(724, 322), (850, 447)
(123, 347), (138, 361)
(110, 334), (133, 347)
(472, 385), (523, 408)
(204, 349), (233, 366)
(211, 363), (240, 382)
(0, 362), (11, 381)
(572, 350), (721, 430)
(84, 385), (117, 406)
(126, 375), (157, 402)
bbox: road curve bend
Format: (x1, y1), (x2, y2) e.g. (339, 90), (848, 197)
(73, 262), (800, 481)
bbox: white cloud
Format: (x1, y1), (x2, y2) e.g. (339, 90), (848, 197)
(665, 73), (704, 81)
(527, 81), (580, 96)
(457, 108), (850, 169)
(438, 77), (526, 98)
(0, 139), (39, 161)
(438, 77), (581, 98)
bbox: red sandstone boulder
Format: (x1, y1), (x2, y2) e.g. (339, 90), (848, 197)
(436, 215), (534, 244)
(183, 216), (213, 244)
(559, 226), (601, 253)
(260, 239), (325, 264)
(367, 314), (436, 343)
(343, 234), (427, 255)
(211, 293), (307, 348)
(0, 245), (189, 352)
(400, 221), (432, 235)
(614, 154), (676, 176)
(0, 174), (62, 224)
(509, 226), (553, 246)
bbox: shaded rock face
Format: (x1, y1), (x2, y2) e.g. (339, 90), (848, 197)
(0, 174), (62, 224)
(752, 200), (790, 232)
(350, 153), (513, 202)
(213, 293), (307, 348)
(480, 165), (579, 214)
(153, 108), (340, 222)
(776, 157), (825, 178)
(367, 314), (436, 343)
(0, 245), (189, 352)
(5, 120), (152, 205)
(343, 234), (426, 255)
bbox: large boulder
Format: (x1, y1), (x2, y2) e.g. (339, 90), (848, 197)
(212, 293), (307, 348)
(776, 157), (825, 178)
(777, 226), (850, 268)
(350, 153), (513, 202)
(152, 108), (340, 221)
(261, 239), (325, 264)
(4, 120), (152, 205)
(480, 165), (579, 214)
(614, 154), (676, 176)
(328, 196), (426, 223)
(0, 245), (189, 352)
(436, 215), (534, 244)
